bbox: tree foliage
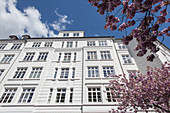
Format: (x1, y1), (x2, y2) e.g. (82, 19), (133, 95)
(108, 62), (170, 113)
(88, 0), (170, 61)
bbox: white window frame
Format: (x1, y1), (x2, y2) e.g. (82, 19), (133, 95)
(29, 67), (43, 78)
(99, 41), (107, 46)
(87, 41), (95, 46)
(11, 43), (22, 49)
(37, 52), (48, 61)
(18, 88), (35, 103)
(0, 88), (17, 103)
(13, 67), (27, 79)
(60, 68), (69, 78)
(0, 44), (7, 50)
(87, 51), (97, 60)
(103, 66), (115, 77)
(74, 53), (76, 61)
(48, 88), (53, 103)
(44, 42), (53, 47)
(32, 42), (41, 47)
(54, 68), (58, 78)
(100, 51), (111, 60)
(56, 88), (66, 103)
(88, 67), (99, 77)
(72, 68), (75, 78)
(23, 52), (35, 61)
(122, 55), (132, 64)
(66, 42), (73, 48)
(118, 44), (126, 49)
(69, 88), (73, 103)
(58, 53), (62, 61)
(64, 53), (71, 61)
(105, 87), (116, 102)
(0, 55), (14, 63)
(88, 87), (102, 102)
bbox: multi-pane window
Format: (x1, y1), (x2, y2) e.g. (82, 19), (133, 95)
(73, 33), (79, 37)
(32, 42), (41, 47)
(23, 53), (35, 61)
(69, 88), (73, 103)
(75, 41), (78, 47)
(56, 88), (66, 103)
(13, 67), (27, 79)
(44, 42), (53, 47)
(122, 55), (132, 64)
(88, 88), (102, 102)
(103, 66), (115, 77)
(0, 55), (14, 63)
(99, 41), (107, 46)
(64, 53), (71, 61)
(0, 44), (7, 50)
(118, 44), (126, 49)
(60, 68), (69, 78)
(0, 69), (4, 76)
(87, 51), (97, 60)
(61, 42), (64, 48)
(11, 44), (22, 49)
(18, 88), (35, 103)
(106, 87), (116, 102)
(54, 68), (58, 78)
(66, 42), (73, 48)
(100, 51), (111, 60)
(58, 53), (62, 61)
(72, 68), (75, 78)
(29, 67), (43, 78)
(88, 67), (99, 77)
(48, 89), (53, 103)
(87, 41), (95, 46)
(37, 52), (48, 61)
(63, 33), (69, 37)
(74, 53), (76, 61)
(0, 88), (17, 103)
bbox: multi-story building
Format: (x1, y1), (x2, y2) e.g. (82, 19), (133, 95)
(0, 31), (169, 113)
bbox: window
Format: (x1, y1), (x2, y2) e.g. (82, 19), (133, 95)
(106, 87), (116, 102)
(73, 33), (79, 37)
(88, 67), (99, 77)
(99, 41), (107, 46)
(54, 68), (58, 78)
(69, 88), (73, 103)
(44, 42), (53, 47)
(48, 89), (53, 103)
(0, 44), (7, 50)
(18, 88), (35, 103)
(66, 42), (73, 48)
(100, 51), (111, 60)
(87, 51), (97, 60)
(87, 41), (95, 46)
(0, 88), (17, 103)
(118, 44), (126, 49)
(29, 67), (43, 78)
(75, 41), (78, 47)
(56, 88), (66, 103)
(61, 42), (64, 48)
(88, 88), (102, 102)
(60, 68), (69, 78)
(103, 66), (115, 77)
(58, 53), (62, 61)
(23, 53), (35, 61)
(122, 55), (132, 64)
(37, 52), (48, 61)
(74, 53), (76, 61)
(0, 55), (14, 63)
(0, 69), (4, 76)
(72, 68), (75, 78)
(63, 33), (69, 37)
(11, 44), (22, 49)
(32, 42), (41, 47)
(64, 53), (71, 61)
(13, 67), (27, 79)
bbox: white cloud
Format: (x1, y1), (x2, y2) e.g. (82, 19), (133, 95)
(94, 34), (99, 36)
(0, 0), (73, 39)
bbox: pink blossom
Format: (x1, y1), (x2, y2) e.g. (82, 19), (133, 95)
(160, 8), (167, 16)
(157, 16), (166, 24)
(119, 22), (127, 31)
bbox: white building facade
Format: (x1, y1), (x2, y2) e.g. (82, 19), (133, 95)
(0, 31), (169, 113)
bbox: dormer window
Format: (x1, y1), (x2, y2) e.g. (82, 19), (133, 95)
(73, 33), (79, 37)
(63, 33), (69, 37)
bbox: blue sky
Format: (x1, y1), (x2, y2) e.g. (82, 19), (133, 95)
(0, 0), (169, 48)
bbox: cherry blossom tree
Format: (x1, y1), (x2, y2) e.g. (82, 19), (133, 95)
(88, 0), (170, 61)
(108, 62), (170, 113)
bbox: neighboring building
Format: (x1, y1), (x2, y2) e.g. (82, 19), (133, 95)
(0, 31), (169, 113)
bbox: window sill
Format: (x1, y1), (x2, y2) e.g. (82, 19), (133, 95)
(19, 60), (32, 62)
(85, 59), (98, 61)
(99, 59), (113, 61)
(24, 78), (40, 80)
(123, 63), (134, 65)
(58, 78), (69, 81)
(85, 77), (101, 80)
(34, 60), (47, 62)
(62, 61), (71, 63)
(8, 78), (24, 81)
(0, 62), (10, 64)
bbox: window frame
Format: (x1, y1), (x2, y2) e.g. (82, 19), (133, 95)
(44, 42), (53, 47)
(88, 87), (102, 102)
(23, 52), (35, 61)
(100, 51), (111, 60)
(60, 68), (69, 78)
(66, 42), (73, 48)
(87, 67), (99, 78)
(122, 55), (132, 64)
(99, 41), (107, 46)
(29, 67), (43, 78)
(32, 42), (41, 47)
(56, 88), (66, 103)
(37, 52), (48, 61)
(11, 43), (22, 50)
(87, 41), (95, 46)
(102, 66), (115, 77)
(0, 44), (7, 50)
(18, 88), (35, 103)
(0, 55), (14, 63)
(87, 51), (97, 60)
(0, 88), (17, 103)
(13, 67), (27, 79)
(64, 53), (71, 61)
